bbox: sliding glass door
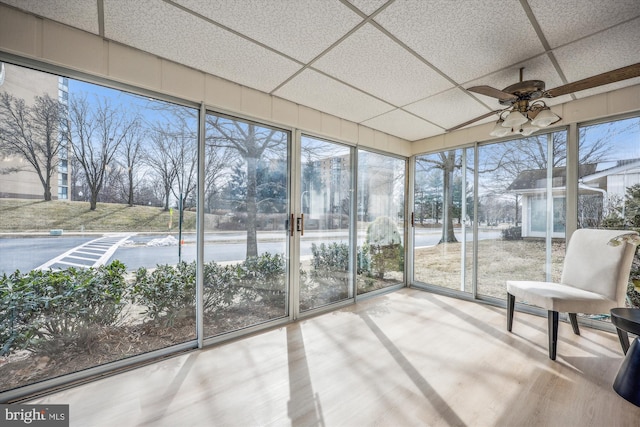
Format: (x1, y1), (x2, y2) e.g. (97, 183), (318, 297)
(299, 136), (354, 312)
(413, 148), (474, 293)
(476, 131), (567, 299)
(203, 113), (290, 337)
(357, 150), (406, 294)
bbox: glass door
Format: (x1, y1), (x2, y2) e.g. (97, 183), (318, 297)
(203, 113), (290, 337)
(299, 136), (354, 312)
(357, 150), (406, 294)
(413, 148), (474, 293)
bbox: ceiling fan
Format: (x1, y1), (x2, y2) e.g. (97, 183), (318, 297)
(447, 62), (640, 136)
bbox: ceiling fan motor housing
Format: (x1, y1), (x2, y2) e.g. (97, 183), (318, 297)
(499, 80), (546, 105)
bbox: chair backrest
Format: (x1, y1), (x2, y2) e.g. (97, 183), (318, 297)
(561, 228), (638, 304)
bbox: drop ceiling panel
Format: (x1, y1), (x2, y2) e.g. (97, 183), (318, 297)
(174, 0), (362, 63)
(404, 88), (494, 130)
(530, 0), (640, 48)
(3, 0), (639, 143)
(362, 109), (443, 141)
(103, 0), (301, 93)
(313, 23), (454, 107)
(1, 0), (99, 34)
(273, 69), (394, 123)
(553, 18), (640, 99)
(374, 0), (545, 83)
(347, 0), (389, 16)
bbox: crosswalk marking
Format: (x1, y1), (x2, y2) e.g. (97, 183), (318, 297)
(36, 233), (135, 271)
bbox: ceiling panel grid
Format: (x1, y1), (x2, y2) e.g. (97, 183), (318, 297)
(1, 0), (639, 142)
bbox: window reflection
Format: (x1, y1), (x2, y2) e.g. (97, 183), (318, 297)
(357, 150), (405, 294)
(579, 116), (640, 309)
(0, 63), (198, 394)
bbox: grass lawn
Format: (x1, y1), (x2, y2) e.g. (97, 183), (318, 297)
(0, 199), (196, 233)
(414, 239), (566, 298)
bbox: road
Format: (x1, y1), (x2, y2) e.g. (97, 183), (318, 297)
(0, 228), (501, 274)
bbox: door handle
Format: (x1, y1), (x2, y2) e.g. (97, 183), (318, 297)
(290, 213), (294, 236)
(297, 214), (304, 236)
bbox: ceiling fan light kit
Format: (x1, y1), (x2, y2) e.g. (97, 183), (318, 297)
(488, 99), (560, 138)
(519, 120), (540, 136)
(493, 100), (561, 137)
(489, 119), (511, 137)
(447, 63), (640, 136)
(530, 107), (561, 127)
(502, 110), (528, 128)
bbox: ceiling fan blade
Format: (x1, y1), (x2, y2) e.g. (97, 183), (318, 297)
(545, 63), (640, 98)
(467, 85), (518, 102)
(446, 110), (501, 132)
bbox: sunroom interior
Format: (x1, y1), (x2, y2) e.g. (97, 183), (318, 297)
(1, 0), (640, 425)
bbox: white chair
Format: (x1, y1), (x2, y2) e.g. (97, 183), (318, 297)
(507, 229), (638, 360)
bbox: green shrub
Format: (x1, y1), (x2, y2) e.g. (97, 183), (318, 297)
(0, 261), (128, 356)
(133, 262), (196, 327)
(311, 242), (349, 274)
(203, 261), (238, 314)
(236, 253), (286, 305)
(366, 216), (402, 246)
(602, 214), (625, 228)
(501, 226), (522, 240)
(1, 271), (41, 355)
(310, 242), (372, 275)
(366, 217), (403, 279)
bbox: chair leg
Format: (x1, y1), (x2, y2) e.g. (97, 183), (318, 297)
(507, 293), (515, 332)
(616, 327), (631, 355)
(548, 310), (559, 360)
(568, 313), (580, 335)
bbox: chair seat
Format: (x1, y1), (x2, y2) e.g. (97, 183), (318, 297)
(507, 280), (616, 314)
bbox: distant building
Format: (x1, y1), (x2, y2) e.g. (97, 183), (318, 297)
(508, 160), (640, 237)
(303, 150), (400, 227)
(0, 63), (69, 200)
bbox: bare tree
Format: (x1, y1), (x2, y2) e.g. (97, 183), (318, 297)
(168, 131), (198, 210)
(206, 116), (286, 258)
(479, 129), (615, 227)
(145, 124), (178, 211)
(67, 94), (138, 210)
(204, 143), (233, 213)
(143, 102), (202, 216)
(417, 151), (461, 243)
(118, 121), (145, 206)
(0, 92), (66, 200)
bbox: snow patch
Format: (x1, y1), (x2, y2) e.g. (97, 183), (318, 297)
(146, 236), (179, 247)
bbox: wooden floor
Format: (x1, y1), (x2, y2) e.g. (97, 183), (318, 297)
(29, 288), (640, 426)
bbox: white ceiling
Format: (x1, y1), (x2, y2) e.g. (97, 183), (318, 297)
(3, 0), (640, 142)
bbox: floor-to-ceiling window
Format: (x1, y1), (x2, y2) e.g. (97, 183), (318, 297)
(476, 131), (567, 299)
(299, 136), (354, 311)
(578, 115), (640, 310)
(203, 113), (290, 337)
(357, 149), (406, 294)
(1, 59), (415, 399)
(0, 62), (198, 394)
(413, 148), (474, 293)
(412, 131), (568, 299)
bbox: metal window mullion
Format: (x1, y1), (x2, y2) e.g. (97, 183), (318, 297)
(566, 123), (578, 240)
(407, 156), (416, 286)
(352, 147), (359, 301)
(460, 149), (467, 292)
(196, 102), (205, 349)
(546, 133), (553, 281)
(472, 143), (479, 299)
(290, 130), (302, 320)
